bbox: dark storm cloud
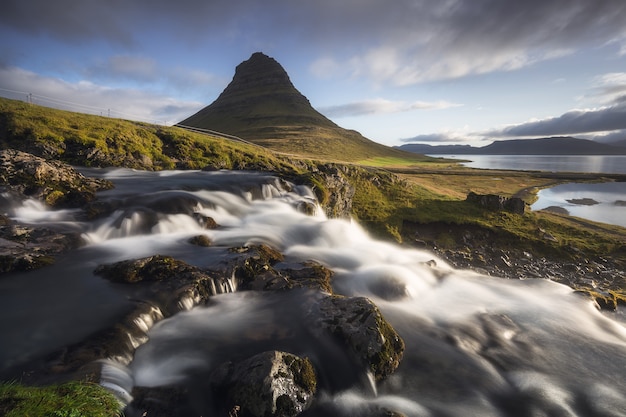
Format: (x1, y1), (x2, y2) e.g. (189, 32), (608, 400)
(3, 0), (625, 84)
(490, 103), (626, 138)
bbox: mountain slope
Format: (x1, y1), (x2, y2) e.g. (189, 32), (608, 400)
(178, 53), (430, 162)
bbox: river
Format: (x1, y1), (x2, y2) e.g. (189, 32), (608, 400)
(1, 169), (625, 416)
(432, 154), (626, 175)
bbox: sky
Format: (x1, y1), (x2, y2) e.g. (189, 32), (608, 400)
(1, 0), (626, 148)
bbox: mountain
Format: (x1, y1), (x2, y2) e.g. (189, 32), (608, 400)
(178, 53), (429, 162)
(397, 137), (626, 155)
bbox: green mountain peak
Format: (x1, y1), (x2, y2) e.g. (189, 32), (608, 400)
(177, 53), (424, 162)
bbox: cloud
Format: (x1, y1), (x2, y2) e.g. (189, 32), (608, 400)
(400, 128), (486, 144)
(588, 72), (626, 105)
(84, 55), (220, 93)
(3, 0), (626, 86)
(487, 103), (626, 138)
(86, 55), (159, 82)
(0, 66), (202, 124)
(319, 98), (461, 118)
(583, 129), (626, 144)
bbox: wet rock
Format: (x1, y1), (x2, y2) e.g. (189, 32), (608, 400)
(278, 262), (334, 293)
(0, 149), (112, 208)
(193, 212), (219, 228)
(189, 234), (212, 247)
(307, 295), (404, 381)
(228, 244), (285, 283)
(94, 255), (236, 314)
(0, 219), (80, 274)
(129, 385), (194, 417)
(94, 255), (209, 284)
(209, 350), (317, 417)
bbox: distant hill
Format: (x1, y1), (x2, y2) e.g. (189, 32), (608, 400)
(397, 137), (626, 155)
(178, 52), (431, 163)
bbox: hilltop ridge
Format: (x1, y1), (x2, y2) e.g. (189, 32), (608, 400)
(178, 53), (429, 162)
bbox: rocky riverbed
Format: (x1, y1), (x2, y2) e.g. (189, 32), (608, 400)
(2, 148), (626, 416)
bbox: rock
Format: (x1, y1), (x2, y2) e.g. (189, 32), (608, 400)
(189, 234), (212, 247)
(94, 255), (236, 314)
(278, 262), (334, 293)
(94, 255), (209, 284)
(0, 149), (113, 208)
(210, 350), (317, 417)
(466, 192), (525, 214)
(129, 385), (194, 417)
(192, 213), (219, 228)
(228, 244), (285, 283)
(307, 295), (404, 381)
(0, 219), (80, 274)
(310, 164), (356, 218)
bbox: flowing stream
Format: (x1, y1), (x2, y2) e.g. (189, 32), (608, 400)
(1, 169), (625, 416)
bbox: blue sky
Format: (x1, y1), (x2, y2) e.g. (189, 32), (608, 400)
(1, 0), (626, 147)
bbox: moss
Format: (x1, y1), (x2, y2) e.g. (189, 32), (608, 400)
(44, 190), (65, 206)
(285, 356), (317, 394)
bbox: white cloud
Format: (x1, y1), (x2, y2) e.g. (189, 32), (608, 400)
(0, 66), (203, 125)
(400, 127), (485, 144)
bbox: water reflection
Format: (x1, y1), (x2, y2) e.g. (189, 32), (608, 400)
(432, 155), (626, 174)
(532, 182), (626, 227)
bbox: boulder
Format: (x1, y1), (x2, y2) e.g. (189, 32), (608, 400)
(94, 255), (235, 314)
(210, 350), (317, 417)
(466, 192), (525, 214)
(307, 295), (404, 381)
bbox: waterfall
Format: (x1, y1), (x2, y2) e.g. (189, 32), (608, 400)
(1, 169), (625, 417)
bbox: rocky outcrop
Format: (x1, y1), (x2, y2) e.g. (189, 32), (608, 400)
(466, 191), (525, 214)
(307, 164), (355, 218)
(0, 150), (113, 273)
(307, 295), (405, 381)
(0, 149), (112, 208)
(209, 350), (317, 417)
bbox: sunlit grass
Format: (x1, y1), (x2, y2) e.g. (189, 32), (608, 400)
(0, 381), (121, 417)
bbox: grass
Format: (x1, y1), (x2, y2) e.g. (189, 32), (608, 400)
(0, 381), (121, 417)
(0, 97), (299, 173)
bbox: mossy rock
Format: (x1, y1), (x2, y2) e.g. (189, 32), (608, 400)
(94, 255), (209, 283)
(308, 295), (405, 381)
(210, 350), (317, 417)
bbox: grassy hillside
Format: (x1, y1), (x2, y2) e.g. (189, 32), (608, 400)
(0, 97), (299, 173)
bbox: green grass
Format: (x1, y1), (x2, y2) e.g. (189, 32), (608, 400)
(0, 97), (299, 173)
(0, 381), (121, 417)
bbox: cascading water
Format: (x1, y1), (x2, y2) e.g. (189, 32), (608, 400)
(1, 168), (625, 416)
